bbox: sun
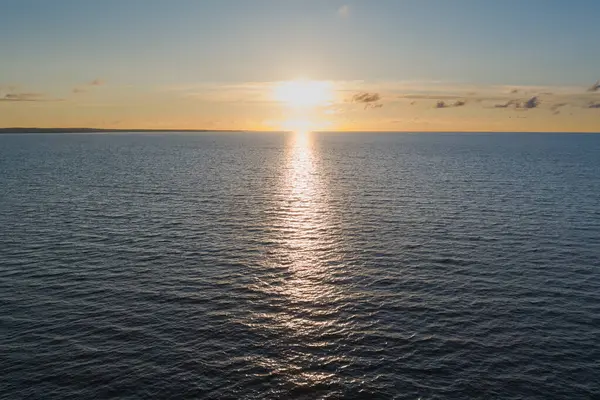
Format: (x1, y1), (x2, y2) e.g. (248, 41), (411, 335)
(274, 79), (333, 108)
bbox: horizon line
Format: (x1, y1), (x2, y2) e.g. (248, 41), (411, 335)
(0, 127), (599, 134)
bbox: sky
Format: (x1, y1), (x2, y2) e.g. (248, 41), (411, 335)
(1, 0), (599, 132)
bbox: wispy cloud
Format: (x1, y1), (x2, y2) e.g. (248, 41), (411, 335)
(400, 94), (477, 100)
(325, 107), (345, 115)
(164, 79), (597, 116)
(72, 78), (105, 94)
(587, 80), (600, 92)
(338, 5), (350, 18)
(550, 103), (568, 115)
(0, 92), (46, 102)
(494, 100), (516, 108)
(392, 82), (592, 109)
(0, 85), (18, 93)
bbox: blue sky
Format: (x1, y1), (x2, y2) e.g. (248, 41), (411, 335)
(1, 0), (599, 130)
(2, 0), (599, 85)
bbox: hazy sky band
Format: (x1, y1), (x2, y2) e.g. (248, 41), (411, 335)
(1, 0), (599, 131)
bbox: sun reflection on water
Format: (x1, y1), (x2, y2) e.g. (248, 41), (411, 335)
(279, 131), (333, 298)
(246, 130), (353, 389)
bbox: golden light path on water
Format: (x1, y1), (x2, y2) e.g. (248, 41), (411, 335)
(247, 130), (358, 390)
(278, 131), (337, 302)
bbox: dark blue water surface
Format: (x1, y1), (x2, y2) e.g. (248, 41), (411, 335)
(1, 132), (599, 399)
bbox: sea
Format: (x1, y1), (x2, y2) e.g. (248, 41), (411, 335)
(1, 131), (599, 399)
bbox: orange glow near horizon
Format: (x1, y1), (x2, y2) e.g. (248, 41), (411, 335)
(279, 117), (333, 134)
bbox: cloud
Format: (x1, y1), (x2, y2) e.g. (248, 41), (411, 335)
(399, 93), (506, 102)
(353, 92), (380, 103)
(167, 79), (596, 116)
(494, 100), (515, 108)
(435, 99), (466, 108)
(402, 94), (466, 100)
(522, 96), (540, 109)
(494, 96), (539, 110)
(347, 80), (600, 116)
(550, 103), (567, 115)
(72, 78), (105, 94)
(352, 92), (383, 109)
(338, 5), (350, 18)
(0, 85), (18, 93)
(0, 92), (46, 102)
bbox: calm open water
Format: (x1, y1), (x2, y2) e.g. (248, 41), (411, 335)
(1, 132), (599, 399)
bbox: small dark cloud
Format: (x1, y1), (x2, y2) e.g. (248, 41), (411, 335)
(352, 92), (381, 103)
(589, 102), (600, 109)
(510, 89), (519, 94)
(588, 80), (600, 92)
(522, 96), (540, 109)
(494, 96), (539, 110)
(352, 92), (382, 109)
(90, 79), (104, 86)
(435, 99), (466, 108)
(72, 87), (87, 94)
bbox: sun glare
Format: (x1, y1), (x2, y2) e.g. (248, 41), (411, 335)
(281, 118), (314, 134)
(274, 79), (333, 108)
(279, 118), (333, 134)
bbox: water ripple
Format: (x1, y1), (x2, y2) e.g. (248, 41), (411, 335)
(1, 132), (599, 399)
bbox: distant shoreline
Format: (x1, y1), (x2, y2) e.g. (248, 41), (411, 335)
(0, 128), (246, 134)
